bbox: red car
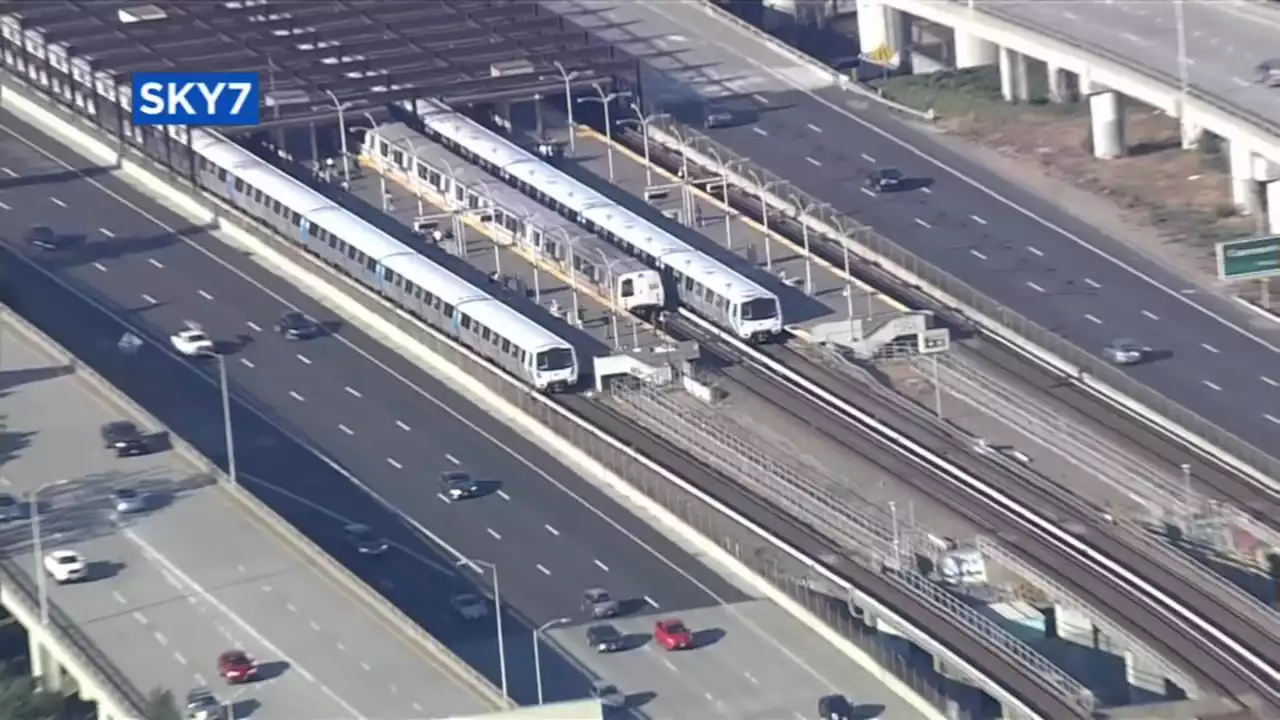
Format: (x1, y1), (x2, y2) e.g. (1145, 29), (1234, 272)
(217, 649), (257, 683)
(654, 618), (693, 650)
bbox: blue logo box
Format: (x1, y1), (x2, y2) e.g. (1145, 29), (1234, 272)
(132, 72), (260, 126)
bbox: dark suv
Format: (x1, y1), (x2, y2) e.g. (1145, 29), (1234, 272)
(275, 311), (319, 340)
(24, 225), (63, 251)
(101, 421), (149, 457)
(866, 167), (905, 193)
(586, 623), (624, 653)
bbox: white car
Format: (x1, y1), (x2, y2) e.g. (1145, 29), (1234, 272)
(450, 593), (488, 620)
(170, 329), (215, 357)
(44, 550), (88, 583)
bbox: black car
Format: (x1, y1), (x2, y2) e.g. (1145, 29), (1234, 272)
(275, 311), (319, 340)
(344, 523), (388, 555)
(818, 693), (854, 720)
(100, 421), (149, 457)
(0, 493), (19, 522)
(586, 623), (624, 653)
(24, 225), (63, 251)
(866, 167), (905, 193)
(441, 471), (481, 500)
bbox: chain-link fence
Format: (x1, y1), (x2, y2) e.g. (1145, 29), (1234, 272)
(633, 114), (1280, 485)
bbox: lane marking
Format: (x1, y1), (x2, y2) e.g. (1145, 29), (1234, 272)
(805, 157), (821, 167)
(545, 524), (560, 536)
(338, 424), (353, 435)
(860, 153), (876, 163)
(496, 490), (511, 501)
(914, 218), (931, 229)
(93, 262), (107, 272)
(386, 457), (403, 469)
(246, 321), (261, 332)
(154, 631), (169, 646)
(1262, 376), (1278, 387)
(661, 657), (677, 672)
(0, 200), (9, 210)
(1266, 414), (1280, 425)
(970, 215), (986, 225)
(744, 671), (757, 684)
(141, 293), (157, 304)
(99, 228), (115, 238)
(50, 196), (66, 207)
(969, 249), (987, 260)
(1083, 313), (1102, 324)
(751, 93), (769, 104)
(752, 127), (768, 136)
(645, 595), (660, 608)
(1202, 343), (1220, 354)
(288, 390), (305, 402)
(437, 492), (452, 504)
(112, 591), (127, 604)
(1026, 246), (1044, 257)
(806, 123), (822, 133)
(148, 258), (164, 268)
(1142, 310), (1160, 320)
(174, 652), (187, 666)
(396, 420), (411, 431)
(360, 662), (371, 672)
(445, 453), (461, 465)
(310, 620), (321, 631)
(920, 186), (931, 194)
(1203, 380), (1222, 391)
(197, 289), (214, 300)
(240, 358), (255, 368)
(1, 167), (16, 177)
(487, 528), (502, 540)
(594, 559), (610, 572)
(859, 187), (876, 197)
(1026, 281), (1045, 293)
(1084, 278), (1101, 288)
(536, 564), (551, 575)
(344, 386), (362, 398)
(297, 354), (312, 365)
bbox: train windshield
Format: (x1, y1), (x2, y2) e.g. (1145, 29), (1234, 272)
(740, 298), (779, 321)
(536, 347), (575, 371)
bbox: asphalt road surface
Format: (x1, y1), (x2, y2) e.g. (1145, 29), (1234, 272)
(547, 0), (1280, 461)
(0, 315), (495, 719)
(977, 0), (1280, 127)
(0, 110), (920, 718)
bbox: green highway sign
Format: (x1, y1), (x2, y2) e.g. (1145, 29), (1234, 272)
(1216, 235), (1280, 281)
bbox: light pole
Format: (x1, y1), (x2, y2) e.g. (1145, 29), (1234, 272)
(217, 353), (236, 486)
(669, 126), (698, 227)
(552, 227), (581, 326)
(1173, 0), (1189, 111)
(396, 134), (426, 218)
(746, 169), (782, 271)
(706, 148), (735, 249)
(576, 83), (632, 182)
(789, 194), (826, 295)
(32, 478), (69, 626)
(596, 247), (623, 350)
(533, 617), (571, 704)
(553, 61), (580, 155)
(323, 90), (352, 187)
(458, 558), (506, 698)
(361, 112), (389, 211)
(618, 105), (669, 187)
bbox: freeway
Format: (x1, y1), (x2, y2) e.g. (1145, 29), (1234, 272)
(976, 0), (1280, 127)
(546, 0), (1280, 461)
(0, 302), (494, 718)
(0, 107), (919, 719)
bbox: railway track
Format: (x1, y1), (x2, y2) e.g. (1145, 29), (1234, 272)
(670, 310), (1280, 712)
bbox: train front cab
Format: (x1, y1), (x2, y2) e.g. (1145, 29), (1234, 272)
(736, 296), (782, 343)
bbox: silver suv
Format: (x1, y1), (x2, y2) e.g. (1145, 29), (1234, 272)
(1102, 338), (1145, 366)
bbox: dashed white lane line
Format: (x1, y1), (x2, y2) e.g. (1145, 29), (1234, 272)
(1231, 76), (1252, 87)
(914, 218), (931, 229)
(246, 321), (262, 332)
(545, 524), (560, 536)
(859, 187), (876, 197)
(1, 167), (16, 177)
(1202, 380), (1222, 392)
(661, 657), (678, 672)
(920, 186), (932, 194)
(174, 652), (187, 666)
(148, 258), (164, 268)
(1142, 310), (1160, 320)
(437, 493), (452, 504)
(1083, 313), (1102, 324)
(0, 200), (10, 210)
(487, 528), (502, 540)
(594, 559), (610, 572)
(805, 157), (822, 167)
(970, 215), (987, 225)
(536, 564), (552, 575)
(445, 453), (461, 465)
(93, 262), (108, 272)
(1265, 414), (1280, 425)
(338, 424), (354, 435)
(413, 703), (424, 713)
(644, 595), (660, 608)
(806, 123), (823, 133)
(1263, 376), (1278, 387)
(744, 671), (758, 684)
(112, 591), (127, 604)
(154, 631), (169, 646)
(297, 354), (312, 365)
(496, 490), (511, 500)
(50, 196), (67, 208)
(705, 692), (716, 702)
(386, 457), (403, 469)
(286, 603), (298, 613)
(288, 390), (306, 402)
(969, 249), (987, 260)
(1084, 278), (1101, 289)
(1026, 281), (1045, 293)
(141, 293), (157, 304)
(99, 228), (115, 238)
(345, 386), (362, 398)
(360, 662), (371, 672)
(396, 420), (411, 431)
(860, 153), (876, 163)
(240, 358), (255, 368)
(336, 642), (345, 651)
(1202, 343), (1220, 354)
(1026, 246), (1044, 257)
(309, 620), (321, 631)
(197, 289), (214, 300)
(752, 126), (768, 136)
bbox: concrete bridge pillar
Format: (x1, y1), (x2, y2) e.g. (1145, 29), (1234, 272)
(1180, 116), (1204, 150)
(954, 30), (997, 69)
(28, 634), (65, 692)
(1047, 64), (1076, 103)
(1089, 91), (1126, 159)
(1229, 141), (1260, 215)
(998, 47), (1030, 102)
(1123, 649), (1168, 702)
(856, 0), (906, 57)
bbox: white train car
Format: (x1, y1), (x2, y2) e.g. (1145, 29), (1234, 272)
(186, 130), (579, 391)
(359, 122), (664, 317)
(411, 101), (784, 342)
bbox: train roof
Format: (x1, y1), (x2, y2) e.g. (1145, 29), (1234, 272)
(419, 108), (777, 303)
(190, 129), (570, 353)
(1, 0), (636, 130)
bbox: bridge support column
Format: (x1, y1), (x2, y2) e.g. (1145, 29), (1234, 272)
(1229, 141), (1261, 215)
(1267, 181), (1280, 234)
(856, 1), (906, 59)
(28, 634), (65, 692)
(1089, 91), (1125, 159)
(1180, 116), (1204, 150)
(1047, 64), (1075, 103)
(998, 47), (1029, 103)
(1123, 649), (1168, 701)
(953, 30), (996, 69)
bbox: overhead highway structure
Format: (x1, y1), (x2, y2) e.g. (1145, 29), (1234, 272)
(542, 0), (1280, 522)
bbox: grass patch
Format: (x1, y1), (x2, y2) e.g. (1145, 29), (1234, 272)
(870, 67), (1083, 119)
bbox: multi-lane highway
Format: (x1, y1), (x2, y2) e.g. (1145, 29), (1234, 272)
(547, 0), (1280, 460)
(0, 107), (925, 718)
(0, 306), (495, 718)
(976, 0), (1280, 126)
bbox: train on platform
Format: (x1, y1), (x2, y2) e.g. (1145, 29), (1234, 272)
(409, 100), (784, 342)
(184, 129), (579, 391)
(359, 122), (665, 319)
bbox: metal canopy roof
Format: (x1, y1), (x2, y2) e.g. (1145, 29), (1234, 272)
(0, 0), (634, 125)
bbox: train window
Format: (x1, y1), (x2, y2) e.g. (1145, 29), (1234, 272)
(481, 327), (491, 342)
(501, 338), (511, 354)
(411, 285), (420, 298)
(234, 177), (245, 193)
(365, 257), (376, 272)
(492, 209), (505, 228)
(378, 139), (389, 158)
(271, 200), (282, 216)
(253, 188), (264, 204)
(291, 212), (301, 226)
(393, 275), (403, 289)
(329, 235), (338, 249)
(427, 170), (441, 190)
(216, 168), (228, 182)
(454, 185), (465, 204)
(621, 278), (634, 297)
(416, 163), (428, 181)
(467, 192), (480, 210)
(382, 266), (393, 282)
(392, 149), (405, 167)
(442, 302), (454, 316)
(460, 316), (471, 330)
(433, 296), (443, 310)
(504, 216), (518, 233)
(423, 290), (434, 305)
(684, 276), (694, 292)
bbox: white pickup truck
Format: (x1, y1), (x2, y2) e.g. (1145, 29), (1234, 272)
(170, 328), (215, 357)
